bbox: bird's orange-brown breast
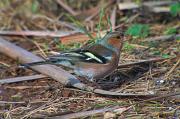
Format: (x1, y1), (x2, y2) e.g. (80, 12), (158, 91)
(107, 37), (123, 52)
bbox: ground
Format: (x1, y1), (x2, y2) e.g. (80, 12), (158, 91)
(0, 0), (179, 118)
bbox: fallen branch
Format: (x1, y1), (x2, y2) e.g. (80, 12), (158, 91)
(0, 30), (95, 45)
(0, 30), (78, 37)
(165, 59), (180, 79)
(144, 34), (180, 42)
(46, 106), (131, 119)
(56, 0), (79, 16)
(118, 1), (175, 10)
(150, 6), (170, 13)
(118, 58), (167, 68)
(0, 74), (47, 84)
(138, 91), (180, 104)
(0, 37), (154, 97)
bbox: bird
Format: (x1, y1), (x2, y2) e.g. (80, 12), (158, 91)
(21, 31), (124, 81)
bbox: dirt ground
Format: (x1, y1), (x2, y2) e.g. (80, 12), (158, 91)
(0, 0), (179, 119)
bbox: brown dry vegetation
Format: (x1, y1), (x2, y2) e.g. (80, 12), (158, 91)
(0, 0), (179, 119)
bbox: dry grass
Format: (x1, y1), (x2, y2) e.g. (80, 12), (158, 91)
(0, 0), (179, 118)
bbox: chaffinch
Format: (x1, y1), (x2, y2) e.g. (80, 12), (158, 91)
(21, 31), (124, 81)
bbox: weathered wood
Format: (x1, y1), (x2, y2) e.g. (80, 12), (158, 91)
(0, 74), (47, 84)
(118, 1), (174, 11)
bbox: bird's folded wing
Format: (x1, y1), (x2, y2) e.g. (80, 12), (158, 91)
(48, 50), (107, 64)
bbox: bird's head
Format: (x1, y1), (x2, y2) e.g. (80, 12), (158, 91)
(97, 31), (124, 55)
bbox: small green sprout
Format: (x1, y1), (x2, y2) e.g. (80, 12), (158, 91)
(126, 24), (150, 38)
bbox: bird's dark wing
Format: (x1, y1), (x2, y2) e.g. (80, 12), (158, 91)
(49, 49), (107, 64)
(20, 48), (108, 69)
(21, 40), (116, 68)
(49, 42), (115, 65)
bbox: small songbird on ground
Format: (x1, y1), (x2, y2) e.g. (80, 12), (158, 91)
(21, 31), (124, 81)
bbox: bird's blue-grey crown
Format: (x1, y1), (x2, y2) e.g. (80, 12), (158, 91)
(97, 31), (122, 53)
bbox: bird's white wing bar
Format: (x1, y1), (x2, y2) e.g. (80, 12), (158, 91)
(84, 52), (103, 63)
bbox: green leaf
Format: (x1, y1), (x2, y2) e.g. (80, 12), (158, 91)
(176, 36), (180, 41)
(170, 3), (180, 16)
(31, 0), (39, 13)
(162, 54), (170, 58)
(164, 27), (177, 35)
(153, 50), (161, 56)
(126, 24), (150, 38)
(148, 41), (159, 48)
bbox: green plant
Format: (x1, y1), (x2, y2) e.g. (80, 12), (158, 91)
(71, 42), (82, 49)
(96, 7), (113, 41)
(152, 50), (161, 56)
(66, 7), (113, 46)
(126, 24), (150, 38)
(31, 0), (39, 13)
(152, 50), (171, 58)
(170, 2), (180, 16)
(134, 0), (142, 4)
(147, 41), (159, 48)
(123, 42), (135, 52)
(57, 43), (68, 51)
(107, 15), (113, 33)
(43, 42), (50, 53)
(162, 53), (170, 58)
(53, 38), (68, 51)
(164, 27), (177, 35)
(176, 36), (180, 41)
(97, 7), (105, 39)
(65, 14), (95, 41)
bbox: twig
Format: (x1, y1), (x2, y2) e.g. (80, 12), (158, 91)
(32, 41), (47, 58)
(56, 0), (79, 16)
(118, 2), (139, 10)
(46, 106), (131, 119)
(118, 58), (167, 68)
(150, 6), (170, 13)
(165, 59), (180, 79)
(31, 14), (81, 31)
(118, 1), (175, 10)
(0, 30), (78, 37)
(0, 0), (25, 13)
(6, 85), (49, 90)
(0, 61), (10, 67)
(142, 1), (174, 7)
(138, 91), (180, 103)
(0, 74), (47, 84)
(0, 101), (25, 104)
(22, 98), (79, 119)
(110, 6), (117, 31)
(144, 34), (180, 42)
(85, 0), (115, 21)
